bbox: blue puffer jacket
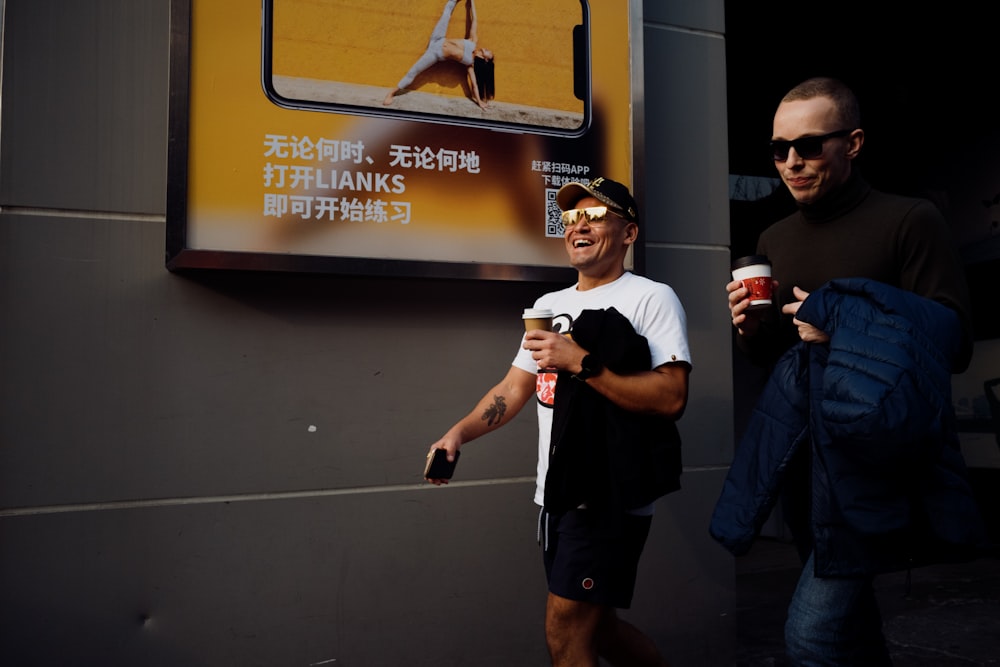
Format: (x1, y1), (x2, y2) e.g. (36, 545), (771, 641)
(711, 278), (985, 576)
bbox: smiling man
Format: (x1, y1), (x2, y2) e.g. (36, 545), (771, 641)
(729, 77), (973, 359)
(425, 176), (690, 666)
(719, 77), (981, 666)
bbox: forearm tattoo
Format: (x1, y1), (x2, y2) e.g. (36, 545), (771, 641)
(482, 395), (507, 426)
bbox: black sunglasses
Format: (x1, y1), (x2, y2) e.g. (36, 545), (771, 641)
(770, 129), (853, 161)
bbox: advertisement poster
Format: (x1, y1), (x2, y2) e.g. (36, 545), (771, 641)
(167, 0), (638, 281)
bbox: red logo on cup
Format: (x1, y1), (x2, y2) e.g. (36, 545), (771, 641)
(742, 276), (772, 303)
(731, 255), (773, 310)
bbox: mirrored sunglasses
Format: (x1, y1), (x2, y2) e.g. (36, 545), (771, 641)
(770, 129), (853, 161)
(560, 206), (624, 228)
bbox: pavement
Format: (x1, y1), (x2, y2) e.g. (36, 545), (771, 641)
(733, 538), (1000, 666)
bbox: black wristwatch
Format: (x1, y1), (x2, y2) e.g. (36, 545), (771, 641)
(573, 354), (603, 381)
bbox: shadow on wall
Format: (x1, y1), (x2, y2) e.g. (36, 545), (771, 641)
(987, 378), (1000, 448)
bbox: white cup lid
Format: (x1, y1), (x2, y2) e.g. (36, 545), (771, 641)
(523, 308), (553, 318)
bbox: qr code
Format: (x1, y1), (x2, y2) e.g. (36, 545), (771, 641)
(545, 188), (563, 238)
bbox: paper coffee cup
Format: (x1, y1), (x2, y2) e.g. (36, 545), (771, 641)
(731, 255), (773, 309)
(523, 307), (553, 332)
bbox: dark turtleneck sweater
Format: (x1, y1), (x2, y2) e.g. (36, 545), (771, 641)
(744, 172), (973, 372)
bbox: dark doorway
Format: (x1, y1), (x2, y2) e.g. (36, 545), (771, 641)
(723, 0), (1000, 554)
(724, 2), (995, 190)
(724, 1), (1000, 338)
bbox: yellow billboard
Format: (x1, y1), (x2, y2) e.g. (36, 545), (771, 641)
(167, 0), (637, 280)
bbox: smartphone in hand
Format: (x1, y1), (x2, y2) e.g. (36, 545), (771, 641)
(424, 449), (460, 480)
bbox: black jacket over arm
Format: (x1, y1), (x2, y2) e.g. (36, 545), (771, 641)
(544, 307), (682, 514)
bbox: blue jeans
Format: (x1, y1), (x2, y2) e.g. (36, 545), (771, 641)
(784, 553), (893, 666)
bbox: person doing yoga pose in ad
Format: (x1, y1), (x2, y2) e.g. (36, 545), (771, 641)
(383, 0), (495, 110)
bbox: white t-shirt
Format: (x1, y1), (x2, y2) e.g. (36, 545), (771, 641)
(511, 272), (691, 507)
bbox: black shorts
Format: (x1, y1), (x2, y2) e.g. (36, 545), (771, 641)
(540, 507), (652, 609)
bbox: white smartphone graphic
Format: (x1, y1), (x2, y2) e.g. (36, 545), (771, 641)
(262, 0), (591, 137)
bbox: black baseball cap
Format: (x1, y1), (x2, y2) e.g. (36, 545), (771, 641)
(556, 176), (639, 223)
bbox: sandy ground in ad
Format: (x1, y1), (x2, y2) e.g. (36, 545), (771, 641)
(270, 75), (584, 131)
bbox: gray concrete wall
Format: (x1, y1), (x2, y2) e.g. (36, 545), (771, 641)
(0, 0), (736, 664)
